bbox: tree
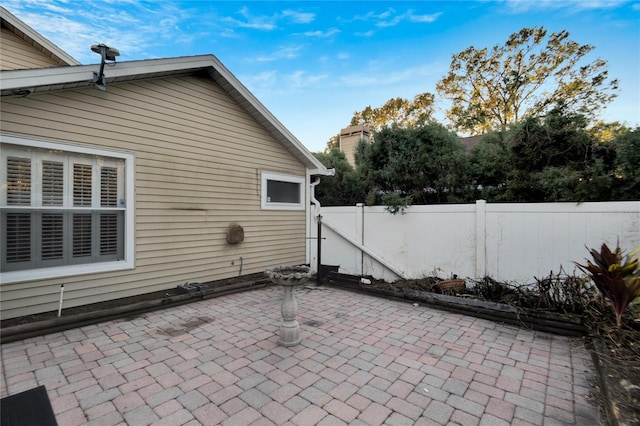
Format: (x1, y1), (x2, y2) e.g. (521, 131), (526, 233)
(349, 92), (435, 132)
(589, 121), (629, 143)
(468, 130), (511, 200)
(355, 123), (469, 206)
(313, 148), (365, 206)
(613, 127), (640, 200)
(324, 134), (340, 152)
(436, 26), (618, 134)
(504, 106), (614, 202)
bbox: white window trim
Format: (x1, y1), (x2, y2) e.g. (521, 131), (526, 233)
(0, 134), (135, 284)
(261, 171), (305, 210)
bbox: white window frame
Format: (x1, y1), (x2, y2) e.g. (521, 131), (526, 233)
(0, 134), (135, 284)
(261, 171), (305, 210)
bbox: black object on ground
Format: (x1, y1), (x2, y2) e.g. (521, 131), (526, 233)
(1, 385), (58, 426)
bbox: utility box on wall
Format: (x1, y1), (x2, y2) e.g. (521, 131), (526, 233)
(226, 225), (244, 244)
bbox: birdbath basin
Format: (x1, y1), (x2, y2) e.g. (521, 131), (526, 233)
(265, 265), (310, 346)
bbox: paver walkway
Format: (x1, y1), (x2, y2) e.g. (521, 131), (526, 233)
(1, 285), (599, 425)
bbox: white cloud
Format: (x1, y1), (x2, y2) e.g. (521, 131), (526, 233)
(3, 0), (214, 62)
(377, 10), (442, 27)
(240, 69), (327, 95)
(224, 6), (277, 30)
(354, 7), (442, 28)
(340, 74), (379, 87)
(219, 28), (238, 38)
(340, 63), (442, 88)
(408, 11), (442, 23)
(503, 0), (627, 13)
(354, 8), (395, 25)
(12, 12), (98, 62)
(281, 10), (315, 24)
(244, 70), (278, 86)
(288, 70), (328, 89)
(222, 7), (317, 31)
(13, 0), (73, 14)
(301, 28), (341, 38)
(253, 45), (302, 62)
(355, 30), (375, 37)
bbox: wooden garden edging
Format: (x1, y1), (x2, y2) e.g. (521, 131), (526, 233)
(1, 277), (273, 344)
(325, 272), (587, 336)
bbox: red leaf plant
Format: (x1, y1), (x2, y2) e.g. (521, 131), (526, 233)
(576, 243), (640, 328)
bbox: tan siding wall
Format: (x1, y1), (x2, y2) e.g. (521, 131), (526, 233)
(0, 27), (60, 70)
(0, 74), (308, 319)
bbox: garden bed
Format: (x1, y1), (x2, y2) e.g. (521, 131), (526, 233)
(325, 272), (586, 335)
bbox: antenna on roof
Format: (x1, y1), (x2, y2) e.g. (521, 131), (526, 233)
(91, 43), (119, 91)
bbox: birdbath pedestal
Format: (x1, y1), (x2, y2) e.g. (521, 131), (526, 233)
(265, 266), (310, 347)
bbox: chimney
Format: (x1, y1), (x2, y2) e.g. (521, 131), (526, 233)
(339, 125), (370, 166)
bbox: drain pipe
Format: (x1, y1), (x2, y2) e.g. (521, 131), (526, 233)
(57, 284), (64, 317)
(309, 177), (323, 283)
(309, 176), (322, 218)
(317, 215), (322, 283)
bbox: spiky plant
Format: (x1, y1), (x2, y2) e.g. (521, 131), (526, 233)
(576, 244), (640, 328)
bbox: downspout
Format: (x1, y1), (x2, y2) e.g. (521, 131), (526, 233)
(310, 177), (322, 281)
(309, 176), (322, 219)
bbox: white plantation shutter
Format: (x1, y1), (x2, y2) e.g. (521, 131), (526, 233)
(4, 156), (33, 267)
(42, 161), (64, 206)
(100, 213), (119, 255)
(100, 167), (118, 207)
(5, 213), (31, 263)
(72, 214), (93, 258)
(73, 163), (92, 207)
(41, 213), (64, 260)
(7, 157), (31, 205)
(99, 165), (123, 259)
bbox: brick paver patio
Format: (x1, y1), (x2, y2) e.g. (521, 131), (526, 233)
(1, 285), (599, 425)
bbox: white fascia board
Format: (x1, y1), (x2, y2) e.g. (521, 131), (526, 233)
(0, 66), (93, 90)
(0, 55), (216, 90)
(309, 168), (334, 176)
(104, 55), (217, 76)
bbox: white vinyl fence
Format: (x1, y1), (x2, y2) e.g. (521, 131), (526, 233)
(309, 201), (640, 284)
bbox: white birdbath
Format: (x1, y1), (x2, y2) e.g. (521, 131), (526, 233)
(265, 265), (310, 346)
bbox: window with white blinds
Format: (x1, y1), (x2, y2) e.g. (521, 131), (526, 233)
(1, 143), (128, 274)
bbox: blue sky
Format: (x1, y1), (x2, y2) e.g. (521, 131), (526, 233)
(4, 1), (639, 152)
